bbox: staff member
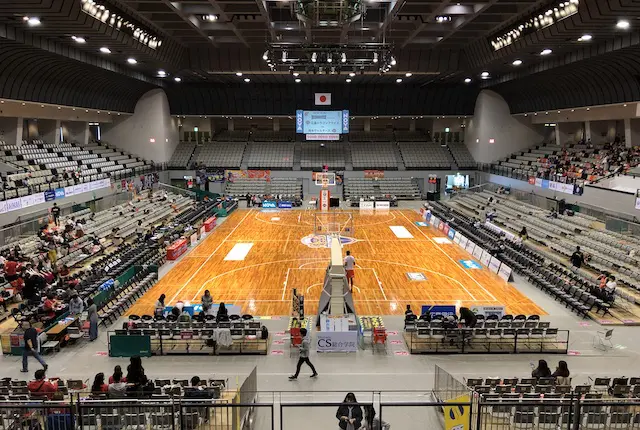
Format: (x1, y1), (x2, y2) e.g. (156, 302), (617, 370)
(344, 250), (356, 291)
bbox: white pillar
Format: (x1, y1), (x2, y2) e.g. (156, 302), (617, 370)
(273, 118), (280, 132)
(409, 119), (416, 132)
(364, 118), (371, 132)
(53, 120), (61, 145)
(624, 118), (632, 148)
(227, 118), (234, 131)
(82, 122), (90, 145)
(555, 124), (561, 147)
(15, 118), (23, 146)
(585, 121), (591, 142)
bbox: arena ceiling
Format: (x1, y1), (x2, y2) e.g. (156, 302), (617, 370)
(0, 0), (639, 113)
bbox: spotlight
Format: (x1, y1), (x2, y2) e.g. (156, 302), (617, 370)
(26, 17), (41, 26)
(99, 47), (111, 54)
(311, 52), (317, 63)
(262, 50), (269, 61)
(396, 78), (402, 83)
(295, 78), (301, 83)
(341, 53), (347, 63)
(349, 72), (356, 77)
(390, 56), (397, 66)
(327, 54), (333, 63)
(373, 52), (378, 63)
(244, 78), (251, 83)
(158, 70), (166, 76)
(72, 36), (86, 43)
(481, 71), (489, 77)
(616, 20), (630, 29)
(127, 57), (137, 64)
(282, 51), (287, 62)
(174, 77), (181, 82)
(293, 72), (299, 77)
(512, 59), (523, 66)
(464, 78), (471, 83)
(236, 72), (243, 76)
(405, 72), (412, 77)
(578, 34), (592, 41)
(346, 78), (352, 83)
(540, 48), (552, 55)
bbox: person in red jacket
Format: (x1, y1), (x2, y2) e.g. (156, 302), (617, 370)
(27, 369), (58, 399)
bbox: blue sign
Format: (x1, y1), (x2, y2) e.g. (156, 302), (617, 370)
(415, 221), (428, 227)
(421, 305), (457, 317)
(262, 200), (277, 208)
(296, 110), (349, 134)
(459, 259), (482, 269)
(98, 279), (114, 291)
(278, 201), (293, 209)
(44, 190), (55, 202)
(296, 110), (304, 133)
(541, 179), (549, 189)
(447, 229), (456, 240)
(425, 212), (432, 222)
(54, 188), (65, 199)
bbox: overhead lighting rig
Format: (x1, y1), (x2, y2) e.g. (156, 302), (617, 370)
(262, 43), (396, 75)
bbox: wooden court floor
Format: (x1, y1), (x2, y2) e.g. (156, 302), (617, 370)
(126, 209), (546, 317)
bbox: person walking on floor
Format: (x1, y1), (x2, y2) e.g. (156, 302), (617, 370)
(21, 320), (47, 373)
(51, 203), (60, 227)
(86, 298), (99, 341)
(288, 328), (318, 380)
(570, 246), (584, 272)
(344, 250), (356, 291)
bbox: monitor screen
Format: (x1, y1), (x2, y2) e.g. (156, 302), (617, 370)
(296, 110), (350, 134)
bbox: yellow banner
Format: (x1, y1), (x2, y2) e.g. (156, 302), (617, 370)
(443, 394), (470, 430)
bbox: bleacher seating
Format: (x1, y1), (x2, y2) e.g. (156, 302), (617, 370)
(214, 130), (249, 141)
(344, 178), (420, 200)
(168, 142), (196, 168)
(245, 142), (294, 169)
(350, 142), (399, 169)
(349, 131), (394, 142)
(448, 143), (476, 168)
(300, 143), (345, 170)
(191, 142), (245, 168)
(394, 130), (428, 142)
(251, 131), (293, 142)
(399, 143), (452, 169)
(225, 177), (302, 199)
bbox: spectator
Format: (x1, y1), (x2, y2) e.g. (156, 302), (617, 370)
(532, 359), (552, 378)
(201, 290), (213, 312)
(21, 320), (47, 373)
(362, 405), (390, 430)
(179, 308), (192, 323)
(4, 256), (20, 282)
(42, 293), (57, 320)
(108, 370), (127, 398)
(51, 203), (61, 226)
(155, 294), (166, 318)
(91, 373), (108, 394)
(216, 302), (228, 322)
(126, 356), (150, 395)
(108, 365), (127, 384)
(605, 276), (617, 293)
(336, 393), (363, 430)
(459, 307), (477, 328)
(570, 246), (584, 272)
(404, 305), (414, 316)
(519, 227), (528, 240)
(68, 294), (84, 318)
(75, 221), (84, 238)
(552, 361), (571, 385)
(86, 298), (99, 341)
(184, 376), (212, 399)
(27, 369), (57, 399)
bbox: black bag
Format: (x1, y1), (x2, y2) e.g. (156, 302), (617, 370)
(261, 326), (269, 340)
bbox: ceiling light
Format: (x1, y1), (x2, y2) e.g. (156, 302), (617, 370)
(571, 109), (575, 112)
(157, 70), (166, 76)
(341, 53), (347, 63)
(244, 78), (251, 83)
(235, 72), (243, 77)
(390, 56), (397, 66)
(512, 59), (523, 66)
(405, 72), (412, 77)
(349, 72), (356, 77)
(311, 52), (317, 63)
(40, 105), (44, 108)
(262, 51), (269, 61)
(293, 72), (299, 77)
(481, 75), (490, 80)
(396, 78), (402, 83)
(26, 17), (41, 26)
(71, 36), (86, 43)
(99, 47), (111, 54)
(127, 57), (137, 64)
(578, 34), (592, 41)
(464, 78), (471, 83)
(616, 20), (630, 29)
(373, 52), (378, 63)
(174, 77), (181, 82)
(327, 54), (333, 63)
(57, 106), (61, 109)
(346, 78), (352, 83)
(295, 78), (301, 83)
(540, 48), (552, 55)
(282, 51), (287, 62)
(586, 107), (590, 110)
(624, 104), (628, 107)
(21, 103), (25, 106)
(481, 71), (489, 77)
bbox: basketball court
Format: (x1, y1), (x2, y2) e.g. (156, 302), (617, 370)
(127, 207), (546, 317)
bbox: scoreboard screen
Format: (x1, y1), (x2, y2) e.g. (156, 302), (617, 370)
(296, 110), (350, 134)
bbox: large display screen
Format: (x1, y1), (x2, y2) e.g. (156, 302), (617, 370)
(296, 110), (349, 134)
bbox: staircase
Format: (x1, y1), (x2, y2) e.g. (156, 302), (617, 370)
(293, 142), (302, 170)
(393, 142), (406, 170)
(240, 143), (250, 169)
(187, 145), (201, 168)
(344, 142), (353, 170)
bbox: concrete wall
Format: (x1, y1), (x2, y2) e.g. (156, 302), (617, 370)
(465, 90), (545, 163)
(38, 119), (58, 144)
(102, 89), (179, 163)
(0, 117), (19, 145)
(488, 174), (639, 218)
(64, 121), (89, 145)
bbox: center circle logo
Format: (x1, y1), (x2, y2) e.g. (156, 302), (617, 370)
(301, 234), (358, 249)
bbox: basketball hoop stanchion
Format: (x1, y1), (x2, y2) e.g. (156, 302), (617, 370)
(317, 172), (335, 212)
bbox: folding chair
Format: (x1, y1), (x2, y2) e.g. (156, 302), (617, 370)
(593, 329), (614, 351)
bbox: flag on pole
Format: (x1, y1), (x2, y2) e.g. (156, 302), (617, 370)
(315, 93), (331, 105)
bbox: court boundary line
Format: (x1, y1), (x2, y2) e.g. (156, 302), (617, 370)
(168, 209), (253, 304)
(399, 210), (497, 302)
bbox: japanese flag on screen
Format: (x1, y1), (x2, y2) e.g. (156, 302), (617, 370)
(315, 93), (331, 105)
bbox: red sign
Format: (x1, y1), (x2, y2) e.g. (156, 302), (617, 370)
(166, 238), (188, 260)
(364, 170), (385, 179)
(270, 350), (284, 355)
(204, 216), (217, 232)
(528, 177), (536, 185)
